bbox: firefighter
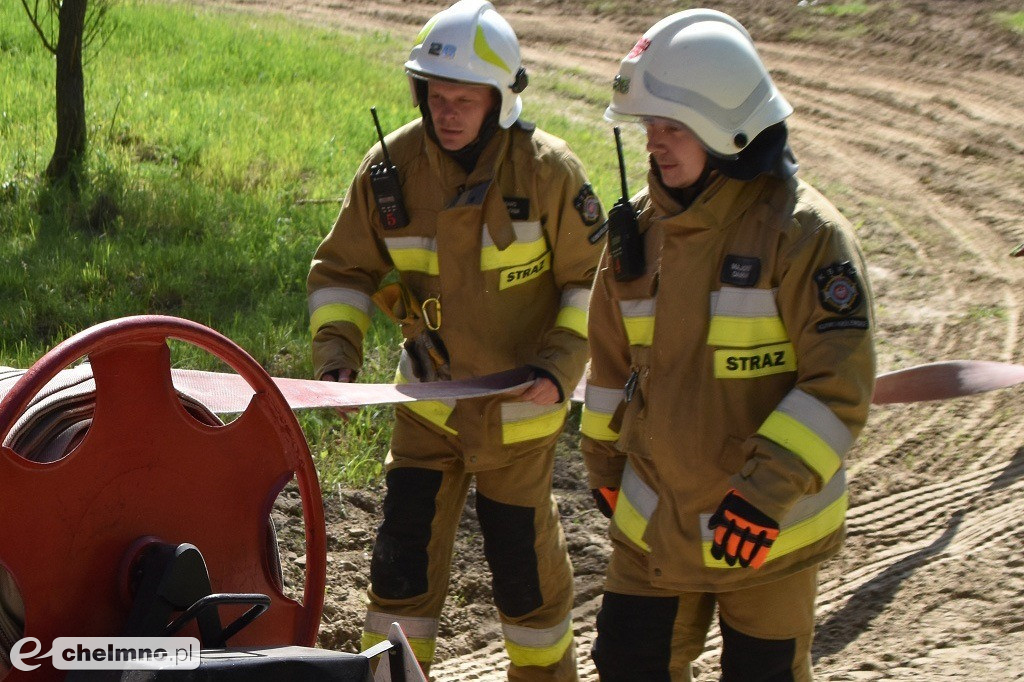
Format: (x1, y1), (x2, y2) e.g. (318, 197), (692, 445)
(306, 1), (604, 679)
(581, 9), (875, 681)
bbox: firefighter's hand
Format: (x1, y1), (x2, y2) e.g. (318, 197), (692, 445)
(320, 369), (358, 420)
(516, 377), (560, 405)
(591, 487), (618, 518)
(707, 489), (779, 569)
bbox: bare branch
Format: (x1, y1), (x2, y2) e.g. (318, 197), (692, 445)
(20, 0), (57, 53)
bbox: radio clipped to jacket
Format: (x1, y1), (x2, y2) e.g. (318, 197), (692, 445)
(369, 107), (410, 230)
(607, 126), (645, 281)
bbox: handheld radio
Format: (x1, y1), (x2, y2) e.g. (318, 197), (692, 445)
(369, 107), (410, 230)
(607, 126), (645, 281)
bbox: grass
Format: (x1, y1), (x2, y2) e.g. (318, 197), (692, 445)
(0, 0), (630, 487)
(994, 11), (1024, 34)
(808, 2), (874, 18)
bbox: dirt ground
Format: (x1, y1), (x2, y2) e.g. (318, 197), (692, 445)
(246, 1), (1024, 679)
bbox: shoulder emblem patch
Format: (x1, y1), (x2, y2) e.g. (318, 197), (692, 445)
(573, 183), (602, 226)
(814, 261), (862, 314)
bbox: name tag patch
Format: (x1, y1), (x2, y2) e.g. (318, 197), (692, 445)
(721, 255), (761, 287)
(714, 342), (796, 378)
(500, 251), (551, 290)
(504, 197), (530, 220)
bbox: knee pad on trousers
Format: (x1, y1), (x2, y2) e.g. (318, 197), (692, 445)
(720, 617), (797, 682)
(370, 468), (443, 600)
(592, 592), (677, 682)
(475, 492), (542, 618)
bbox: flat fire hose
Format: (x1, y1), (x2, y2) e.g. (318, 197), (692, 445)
(3, 358), (1022, 433)
(168, 366), (532, 413)
(869, 360), (1024, 404)
(170, 359), (1024, 409)
(568, 360), (1024, 406)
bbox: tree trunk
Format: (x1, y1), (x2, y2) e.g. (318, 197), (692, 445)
(45, 0), (89, 185)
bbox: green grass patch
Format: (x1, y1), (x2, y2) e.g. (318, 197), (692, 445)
(994, 11), (1024, 34)
(1, 0), (625, 486)
(809, 2), (874, 17)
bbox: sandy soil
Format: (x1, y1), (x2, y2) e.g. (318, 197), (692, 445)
(245, 1), (1024, 679)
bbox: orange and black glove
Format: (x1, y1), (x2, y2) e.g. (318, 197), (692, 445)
(708, 489), (779, 569)
(591, 487), (619, 518)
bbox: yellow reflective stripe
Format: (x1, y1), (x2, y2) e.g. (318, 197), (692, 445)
(623, 317), (654, 346)
(582, 384), (621, 441)
(619, 298), (655, 347)
(504, 621), (573, 668)
(613, 463), (657, 551)
(613, 492), (651, 552)
(482, 241), (548, 270)
(499, 251), (551, 290)
(581, 407), (617, 441)
(394, 363), (457, 434)
(400, 401), (457, 434)
(310, 303), (370, 336)
(707, 315), (789, 348)
(361, 631), (436, 665)
(414, 18), (438, 46)
(389, 248), (440, 275)
(475, 25), (511, 73)
(554, 287), (590, 337)
(758, 410), (842, 482)
(556, 306), (588, 338)
(713, 342), (795, 379)
(701, 492), (846, 568)
(502, 404), (567, 444)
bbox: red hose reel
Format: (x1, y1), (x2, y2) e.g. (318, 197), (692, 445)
(0, 316), (327, 680)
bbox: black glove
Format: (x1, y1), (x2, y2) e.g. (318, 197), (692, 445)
(591, 487), (619, 518)
(707, 489), (779, 569)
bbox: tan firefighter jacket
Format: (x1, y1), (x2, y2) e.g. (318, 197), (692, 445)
(581, 170), (875, 591)
(308, 119), (604, 471)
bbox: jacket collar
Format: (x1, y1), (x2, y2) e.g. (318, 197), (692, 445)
(648, 169), (775, 232)
(423, 123), (517, 250)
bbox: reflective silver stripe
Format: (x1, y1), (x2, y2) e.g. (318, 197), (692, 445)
(500, 400), (566, 423)
(481, 221), (543, 248)
(620, 462), (657, 520)
(645, 70), (772, 133)
(384, 235), (438, 252)
(502, 614), (572, 648)
(710, 287), (779, 317)
(699, 468), (847, 542)
(307, 287), (373, 316)
(619, 298), (656, 319)
(584, 384), (622, 415)
(781, 466), (847, 527)
(775, 389), (854, 459)
(560, 286), (591, 312)
(364, 611), (438, 639)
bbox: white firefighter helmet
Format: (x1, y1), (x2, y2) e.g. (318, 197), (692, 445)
(605, 9), (793, 157)
(405, 0), (528, 129)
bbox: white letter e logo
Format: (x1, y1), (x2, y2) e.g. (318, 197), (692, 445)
(10, 637), (44, 671)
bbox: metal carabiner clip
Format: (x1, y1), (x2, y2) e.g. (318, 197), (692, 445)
(421, 297), (441, 331)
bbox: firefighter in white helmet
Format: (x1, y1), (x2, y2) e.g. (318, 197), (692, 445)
(307, 1), (603, 679)
(581, 9), (875, 680)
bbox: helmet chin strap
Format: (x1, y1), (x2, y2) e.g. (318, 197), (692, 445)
(707, 122), (798, 181)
